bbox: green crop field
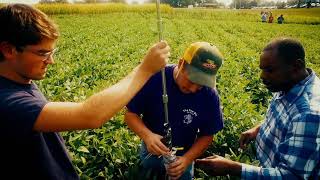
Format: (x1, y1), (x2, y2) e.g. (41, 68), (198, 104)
(28, 4), (320, 179)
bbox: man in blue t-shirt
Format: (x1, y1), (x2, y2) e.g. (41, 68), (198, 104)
(125, 42), (224, 180)
(0, 4), (169, 179)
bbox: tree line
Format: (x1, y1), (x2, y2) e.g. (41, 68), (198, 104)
(40, 0), (319, 9)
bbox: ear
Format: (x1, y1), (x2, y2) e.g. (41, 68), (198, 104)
(292, 58), (305, 71)
(0, 42), (17, 61)
(175, 58), (185, 79)
(178, 58), (185, 68)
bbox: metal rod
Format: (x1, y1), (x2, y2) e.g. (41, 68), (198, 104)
(155, 2), (175, 180)
(156, 0), (171, 148)
(156, 0), (163, 41)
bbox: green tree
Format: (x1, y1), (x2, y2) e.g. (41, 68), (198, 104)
(287, 0), (298, 6)
(276, 1), (286, 9)
(230, 0), (255, 9)
(161, 0), (197, 7)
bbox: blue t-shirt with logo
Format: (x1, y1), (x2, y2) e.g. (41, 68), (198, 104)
(127, 65), (223, 155)
(0, 76), (79, 179)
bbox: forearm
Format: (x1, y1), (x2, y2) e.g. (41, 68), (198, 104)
(82, 65), (153, 128)
(183, 135), (213, 164)
(124, 111), (153, 141)
(241, 163), (307, 179)
(227, 161), (242, 176)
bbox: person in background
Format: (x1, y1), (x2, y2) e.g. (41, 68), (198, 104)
(261, 12), (267, 22)
(268, 12), (274, 23)
(277, 14), (284, 24)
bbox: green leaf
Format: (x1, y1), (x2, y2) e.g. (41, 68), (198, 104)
(77, 146), (90, 153)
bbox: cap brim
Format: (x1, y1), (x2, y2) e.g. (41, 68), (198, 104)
(185, 64), (216, 88)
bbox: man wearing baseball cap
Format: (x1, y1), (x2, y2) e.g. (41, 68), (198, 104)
(125, 42), (224, 180)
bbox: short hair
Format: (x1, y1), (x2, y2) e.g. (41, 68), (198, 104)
(0, 4), (59, 61)
(263, 37), (305, 67)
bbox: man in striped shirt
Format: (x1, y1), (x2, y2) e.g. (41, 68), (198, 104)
(196, 38), (320, 179)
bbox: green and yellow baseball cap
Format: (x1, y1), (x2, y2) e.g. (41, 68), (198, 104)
(182, 42), (223, 88)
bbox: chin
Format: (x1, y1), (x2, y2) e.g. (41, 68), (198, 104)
(33, 74), (46, 80)
(180, 89), (191, 94)
(32, 77), (45, 80)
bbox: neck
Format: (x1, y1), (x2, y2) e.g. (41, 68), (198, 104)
(296, 68), (310, 84)
(173, 65), (179, 80)
(0, 63), (31, 84)
(284, 68), (309, 93)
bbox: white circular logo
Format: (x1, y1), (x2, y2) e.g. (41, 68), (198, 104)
(183, 114), (193, 124)
(182, 109), (197, 125)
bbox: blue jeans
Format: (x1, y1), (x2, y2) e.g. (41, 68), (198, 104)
(140, 142), (194, 180)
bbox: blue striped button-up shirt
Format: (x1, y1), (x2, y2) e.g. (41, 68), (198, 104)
(241, 69), (320, 179)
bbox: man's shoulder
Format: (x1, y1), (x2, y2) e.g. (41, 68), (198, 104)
(0, 83), (45, 110)
(305, 74), (320, 110)
(312, 73), (320, 88)
(147, 65), (175, 86)
(309, 76), (320, 96)
(287, 72), (320, 112)
(0, 90), (37, 112)
(149, 64), (173, 77)
(0, 88), (28, 102)
(200, 87), (219, 98)
(193, 88), (221, 110)
(291, 76), (320, 119)
(127, 66), (175, 104)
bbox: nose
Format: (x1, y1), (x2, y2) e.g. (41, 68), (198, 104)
(260, 71), (269, 85)
(45, 55), (55, 64)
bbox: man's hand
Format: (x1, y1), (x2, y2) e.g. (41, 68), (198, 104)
(239, 125), (260, 149)
(195, 155), (241, 176)
(144, 132), (170, 156)
(140, 41), (170, 75)
(166, 156), (192, 180)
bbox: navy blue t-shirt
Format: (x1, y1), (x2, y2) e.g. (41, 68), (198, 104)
(0, 76), (79, 179)
(127, 65), (223, 155)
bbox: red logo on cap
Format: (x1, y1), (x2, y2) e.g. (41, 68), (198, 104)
(202, 62), (216, 70)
